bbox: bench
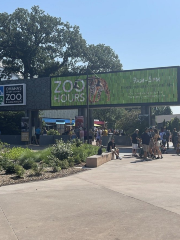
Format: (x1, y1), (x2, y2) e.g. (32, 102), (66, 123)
(86, 152), (113, 168)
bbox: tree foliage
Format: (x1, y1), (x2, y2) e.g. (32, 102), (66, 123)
(168, 117), (180, 132)
(93, 108), (149, 135)
(85, 44), (122, 73)
(116, 109), (147, 135)
(0, 111), (25, 135)
(152, 106), (172, 116)
(0, 6), (86, 78)
(93, 108), (126, 129)
(0, 6), (122, 79)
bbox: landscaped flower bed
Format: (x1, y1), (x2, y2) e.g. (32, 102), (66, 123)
(0, 139), (99, 186)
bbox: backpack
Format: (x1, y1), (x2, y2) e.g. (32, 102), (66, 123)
(166, 131), (170, 138)
(163, 133), (166, 139)
(97, 147), (102, 155)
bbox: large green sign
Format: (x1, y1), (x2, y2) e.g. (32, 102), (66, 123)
(51, 67), (178, 107)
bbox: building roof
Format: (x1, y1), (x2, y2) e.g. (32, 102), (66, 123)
(155, 114), (180, 123)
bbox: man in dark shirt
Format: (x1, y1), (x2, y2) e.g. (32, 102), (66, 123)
(141, 127), (151, 160)
(130, 129), (139, 157)
(107, 139), (122, 160)
(164, 127), (170, 149)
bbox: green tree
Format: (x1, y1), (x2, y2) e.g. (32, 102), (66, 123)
(152, 106), (172, 116)
(58, 43), (123, 75)
(116, 109), (147, 135)
(85, 44), (122, 73)
(0, 6), (86, 79)
(171, 117), (180, 131)
(93, 108), (126, 129)
(0, 111), (25, 135)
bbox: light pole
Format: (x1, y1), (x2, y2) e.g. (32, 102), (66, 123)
(86, 66), (89, 143)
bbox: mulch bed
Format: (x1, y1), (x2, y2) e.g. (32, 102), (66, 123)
(0, 166), (89, 187)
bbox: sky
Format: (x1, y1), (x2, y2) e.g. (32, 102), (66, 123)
(1, 0), (180, 114)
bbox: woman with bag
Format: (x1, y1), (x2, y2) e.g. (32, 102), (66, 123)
(153, 129), (163, 159)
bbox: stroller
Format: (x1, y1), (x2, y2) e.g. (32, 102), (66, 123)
(160, 143), (167, 154)
(139, 147), (144, 158)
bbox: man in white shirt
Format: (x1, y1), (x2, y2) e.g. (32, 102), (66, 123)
(80, 127), (84, 143)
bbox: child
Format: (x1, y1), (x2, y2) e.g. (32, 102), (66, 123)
(96, 139), (100, 146)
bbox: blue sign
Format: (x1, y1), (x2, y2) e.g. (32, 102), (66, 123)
(0, 86), (4, 95)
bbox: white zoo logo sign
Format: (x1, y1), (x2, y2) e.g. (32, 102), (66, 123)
(53, 79), (85, 103)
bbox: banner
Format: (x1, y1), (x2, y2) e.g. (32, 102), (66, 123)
(75, 116), (84, 128)
(51, 67), (178, 107)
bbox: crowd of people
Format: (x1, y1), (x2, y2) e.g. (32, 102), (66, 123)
(62, 127), (120, 145)
(35, 125), (180, 160)
(130, 126), (180, 161)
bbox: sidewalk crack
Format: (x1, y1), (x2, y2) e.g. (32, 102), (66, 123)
(0, 204), (19, 240)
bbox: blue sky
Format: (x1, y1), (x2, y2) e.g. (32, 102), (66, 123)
(1, 0), (180, 113)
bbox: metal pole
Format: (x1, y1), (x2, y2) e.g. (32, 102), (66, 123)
(148, 106), (151, 126)
(86, 66), (89, 143)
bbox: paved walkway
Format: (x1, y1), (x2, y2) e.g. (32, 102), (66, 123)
(1, 151), (180, 239)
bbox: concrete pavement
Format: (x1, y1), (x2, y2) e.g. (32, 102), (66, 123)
(1, 152), (180, 239)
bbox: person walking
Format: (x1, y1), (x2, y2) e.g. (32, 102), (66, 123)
(96, 129), (101, 145)
(164, 127), (170, 149)
(160, 127), (166, 147)
(141, 127), (151, 161)
(89, 129), (94, 144)
(130, 129), (139, 157)
(35, 126), (41, 145)
(153, 128), (163, 159)
(103, 128), (108, 136)
(172, 128), (178, 149)
(80, 127), (84, 143)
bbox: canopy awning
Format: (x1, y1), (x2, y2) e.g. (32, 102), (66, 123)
(94, 121), (105, 125)
(94, 124), (101, 127)
(42, 118), (75, 124)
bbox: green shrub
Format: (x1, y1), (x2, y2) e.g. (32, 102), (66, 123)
(52, 165), (61, 172)
(74, 155), (81, 164)
(0, 155), (9, 170)
(50, 140), (73, 160)
(48, 155), (62, 172)
(0, 156), (5, 171)
(35, 148), (52, 163)
(22, 158), (35, 170)
(68, 157), (74, 167)
(0, 140), (10, 152)
(47, 129), (60, 135)
(60, 160), (69, 169)
(72, 138), (82, 147)
(18, 150), (34, 162)
(15, 165), (25, 178)
(18, 147), (52, 164)
(3, 147), (32, 162)
(32, 162), (45, 176)
(72, 143), (99, 163)
(5, 162), (16, 174)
